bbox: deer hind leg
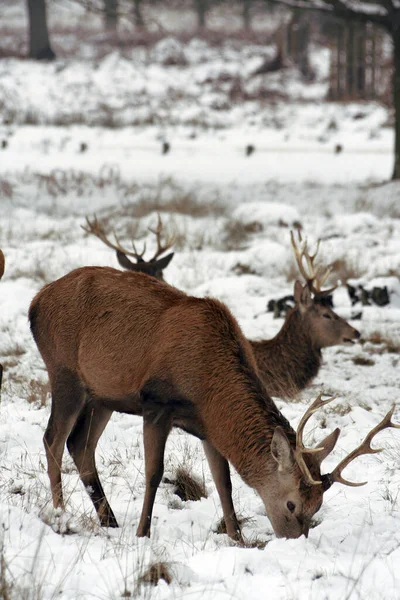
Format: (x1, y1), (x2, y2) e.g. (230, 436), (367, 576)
(66, 400), (116, 527)
(202, 441), (242, 542)
(44, 367), (86, 511)
(136, 407), (172, 538)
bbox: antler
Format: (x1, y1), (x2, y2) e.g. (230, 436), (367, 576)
(324, 406), (400, 488)
(295, 393), (338, 486)
(82, 216), (147, 262)
(148, 213), (177, 261)
(290, 230), (335, 296)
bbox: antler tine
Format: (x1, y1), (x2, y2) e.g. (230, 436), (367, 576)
(113, 228), (146, 261)
(290, 230), (336, 295)
(327, 406), (400, 487)
(296, 393), (338, 452)
(147, 213), (176, 261)
(290, 230), (313, 284)
(82, 216), (146, 261)
(295, 393), (338, 486)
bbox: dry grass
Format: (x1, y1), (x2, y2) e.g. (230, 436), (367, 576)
(139, 562), (172, 586)
(329, 258), (366, 283)
(220, 219), (255, 251)
(0, 544), (13, 600)
(164, 466), (207, 502)
(361, 330), (400, 354)
(215, 515), (250, 535)
(352, 356), (376, 367)
(26, 379), (51, 407)
(0, 178), (14, 199)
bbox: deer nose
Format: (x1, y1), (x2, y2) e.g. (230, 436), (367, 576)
(353, 329), (361, 339)
(303, 525), (309, 538)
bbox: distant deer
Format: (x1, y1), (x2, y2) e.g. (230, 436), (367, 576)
(82, 214), (175, 281)
(250, 231), (360, 398)
(29, 266), (398, 540)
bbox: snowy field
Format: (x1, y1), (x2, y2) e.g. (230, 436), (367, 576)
(1, 22), (400, 600)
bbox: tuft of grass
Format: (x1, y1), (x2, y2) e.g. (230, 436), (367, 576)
(352, 356), (375, 367)
(361, 330), (400, 354)
(220, 219), (253, 251)
(330, 257), (366, 283)
(164, 466), (207, 502)
(232, 263), (257, 276)
(0, 178), (14, 199)
(26, 379), (51, 407)
(0, 544), (13, 600)
(139, 562), (172, 586)
(215, 515), (249, 535)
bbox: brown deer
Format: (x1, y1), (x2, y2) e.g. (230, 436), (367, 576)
(82, 214), (175, 281)
(87, 221), (359, 399)
(29, 266), (398, 540)
(250, 232), (360, 397)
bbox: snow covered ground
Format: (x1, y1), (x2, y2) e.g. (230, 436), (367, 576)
(0, 29), (400, 600)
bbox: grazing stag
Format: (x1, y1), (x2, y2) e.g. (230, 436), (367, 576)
(250, 232), (360, 398)
(82, 214), (175, 281)
(29, 266), (397, 540)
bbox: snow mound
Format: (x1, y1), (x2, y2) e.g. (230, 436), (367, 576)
(150, 37), (187, 66)
(232, 201), (301, 229)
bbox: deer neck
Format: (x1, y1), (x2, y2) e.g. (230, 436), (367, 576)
(250, 308), (322, 398)
(204, 372), (296, 487)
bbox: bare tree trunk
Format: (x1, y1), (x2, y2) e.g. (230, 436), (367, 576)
(242, 0), (252, 30)
(194, 0), (208, 29)
(356, 23), (366, 97)
(104, 0), (118, 31)
(392, 30), (400, 179)
(133, 0), (144, 28)
(287, 12), (313, 80)
(26, 0), (55, 60)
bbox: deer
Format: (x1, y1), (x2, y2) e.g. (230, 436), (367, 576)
(29, 265), (399, 540)
(86, 220), (360, 399)
(249, 231), (361, 398)
(81, 214), (175, 281)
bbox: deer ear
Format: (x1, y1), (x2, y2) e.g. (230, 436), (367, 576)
(296, 282), (312, 313)
(271, 426), (294, 472)
(315, 428), (340, 465)
(152, 252), (174, 271)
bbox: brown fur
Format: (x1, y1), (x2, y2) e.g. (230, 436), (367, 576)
(250, 282), (360, 398)
(29, 267), (337, 540)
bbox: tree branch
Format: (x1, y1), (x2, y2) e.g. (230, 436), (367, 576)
(267, 0), (391, 29)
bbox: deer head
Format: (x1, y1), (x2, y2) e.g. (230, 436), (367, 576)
(260, 395), (399, 538)
(82, 214), (175, 281)
(291, 231), (360, 348)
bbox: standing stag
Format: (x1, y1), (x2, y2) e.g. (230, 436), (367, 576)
(82, 215), (175, 281)
(250, 232), (360, 397)
(86, 221), (360, 399)
(29, 266), (398, 540)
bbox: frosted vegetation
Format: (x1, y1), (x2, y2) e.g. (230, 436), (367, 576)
(0, 6), (400, 599)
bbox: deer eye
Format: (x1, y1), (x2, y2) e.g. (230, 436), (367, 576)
(287, 501), (296, 513)
(323, 313), (332, 319)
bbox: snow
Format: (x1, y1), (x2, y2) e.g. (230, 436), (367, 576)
(0, 28), (400, 600)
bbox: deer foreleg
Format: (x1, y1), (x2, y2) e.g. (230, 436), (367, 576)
(203, 440), (242, 542)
